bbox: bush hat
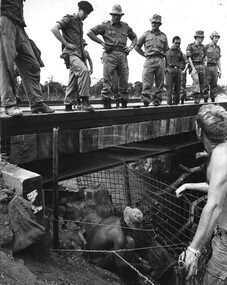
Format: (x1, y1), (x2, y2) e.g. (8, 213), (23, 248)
(110, 4), (124, 15)
(124, 206), (143, 229)
(149, 14), (162, 25)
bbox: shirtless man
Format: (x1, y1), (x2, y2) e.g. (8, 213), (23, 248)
(86, 206), (151, 284)
(176, 104), (227, 284)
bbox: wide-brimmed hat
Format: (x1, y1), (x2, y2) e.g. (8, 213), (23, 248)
(210, 31), (220, 39)
(194, 30), (204, 38)
(110, 4), (124, 15)
(149, 14), (162, 25)
(124, 206), (143, 229)
(78, 1), (93, 13)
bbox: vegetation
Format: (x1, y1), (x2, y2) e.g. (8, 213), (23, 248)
(16, 76), (227, 101)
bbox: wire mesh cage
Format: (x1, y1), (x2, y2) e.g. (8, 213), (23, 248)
(75, 160), (211, 285)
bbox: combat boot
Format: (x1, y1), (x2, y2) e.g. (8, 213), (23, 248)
(102, 98), (112, 109)
(121, 99), (127, 108)
(80, 97), (94, 111)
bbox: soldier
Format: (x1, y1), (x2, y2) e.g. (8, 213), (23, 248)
(0, 0), (54, 116)
(135, 14), (169, 107)
(186, 30), (209, 104)
(179, 53), (189, 104)
(165, 36), (185, 105)
(87, 4), (137, 109)
(51, 1), (94, 112)
(205, 31), (222, 102)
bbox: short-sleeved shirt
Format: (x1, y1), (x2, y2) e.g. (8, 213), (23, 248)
(57, 14), (84, 59)
(90, 20), (136, 47)
(205, 43), (221, 64)
(165, 46), (185, 68)
(137, 30), (169, 57)
(1, 0), (26, 27)
(186, 42), (206, 64)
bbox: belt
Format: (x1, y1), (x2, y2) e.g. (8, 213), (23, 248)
(193, 62), (203, 66)
(168, 65), (180, 69)
(111, 46), (125, 52)
(147, 54), (163, 59)
(207, 63), (217, 67)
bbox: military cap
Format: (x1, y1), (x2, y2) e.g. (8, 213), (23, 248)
(149, 14), (162, 24)
(109, 4), (124, 15)
(194, 30), (204, 38)
(210, 31), (220, 39)
(78, 1), (93, 13)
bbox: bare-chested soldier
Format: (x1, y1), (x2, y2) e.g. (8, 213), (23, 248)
(176, 104), (227, 284)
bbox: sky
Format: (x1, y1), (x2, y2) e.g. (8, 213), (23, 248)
(24, 0), (227, 86)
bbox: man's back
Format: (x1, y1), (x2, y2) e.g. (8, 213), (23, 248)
(206, 142), (227, 230)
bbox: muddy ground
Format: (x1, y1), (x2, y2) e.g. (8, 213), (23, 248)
(0, 248), (124, 285)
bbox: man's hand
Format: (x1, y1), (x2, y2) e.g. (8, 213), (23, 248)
(179, 249), (199, 280)
(89, 68), (93, 75)
(124, 46), (133, 55)
(65, 42), (77, 50)
(218, 71), (222, 78)
(104, 44), (112, 53)
(176, 184), (188, 197)
(196, 151), (208, 159)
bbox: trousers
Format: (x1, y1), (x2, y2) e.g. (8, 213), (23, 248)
(101, 51), (129, 101)
(141, 56), (165, 104)
(202, 228), (227, 285)
(207, 65), (219, 99)
(64, 54), (90, 105)
(0, 16), (43, 107)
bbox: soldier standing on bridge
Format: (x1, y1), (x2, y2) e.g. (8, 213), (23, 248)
(205, 31), (222, 103)
(51, 1), (94, 112)
(135, 14), (169, 107)
(186, 30), (209, 104)
(165, 36), (185, 105)
(0, 0), (55, 117)
(87, 4), (137, 109)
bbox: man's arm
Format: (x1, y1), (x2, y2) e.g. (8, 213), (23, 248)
(183, 145), (227, 278)
(176, 182), (208, 197)
(51, 23), (76, 50)
(124, 35), (137, 54)
(87, 30), (105, 48)
(86, 51), (93, 74)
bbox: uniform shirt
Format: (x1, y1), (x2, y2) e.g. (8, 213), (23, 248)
(90, 20), (136, 47)
(137, 30), (169, 57)
(205, 43), (221, 64)
(165, 46), (185, 68)
(186, 42), (206, 64)
(1, 0), (26, 27)
(57, 14), (84, 59)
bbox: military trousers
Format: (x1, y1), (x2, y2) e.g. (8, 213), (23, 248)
(64, 55), (90, 105)
(141, 56), (165, 104)
(0, 16), (43, 107)
(207, 65), (219, 99)
(101, 51), (129, 101)
(191, 64), (209, 100)
(180, 71), (187, 100)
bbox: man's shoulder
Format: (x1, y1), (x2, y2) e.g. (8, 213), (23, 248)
(212, 143), (227, 164)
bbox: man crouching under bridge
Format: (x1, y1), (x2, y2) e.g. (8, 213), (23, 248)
(86, 206), (153, 284)
(176, 104), (227, 284)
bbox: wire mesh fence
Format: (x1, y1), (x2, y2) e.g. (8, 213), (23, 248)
(75, 161), (211, 284)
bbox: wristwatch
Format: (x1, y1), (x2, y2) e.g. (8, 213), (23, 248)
(187, 246), (201, 257)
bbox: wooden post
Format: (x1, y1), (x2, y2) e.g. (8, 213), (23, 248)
(53, 127), (59, 249)
(124, 164), (131, 206)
